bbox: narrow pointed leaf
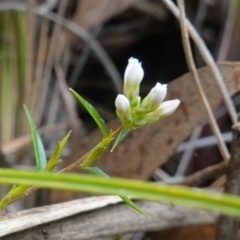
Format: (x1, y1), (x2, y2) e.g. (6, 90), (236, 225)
(23, 105), (46, 171)
(2, 169), (240, 218)
(120, 195), (148, 216)
(45, 131), (71, 171)
(0, 184), (29, 209)
(70, 89), (107, 137)
(111, 127), (129, 152)
(85, 166), (148, 216)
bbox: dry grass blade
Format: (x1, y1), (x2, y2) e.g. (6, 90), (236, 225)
(32, 13), (49, 123)
(37, 0), (68, 127)
(25, 0), (36, 115)
(176, 0), (230, 163)
(54, 36), (81, 133)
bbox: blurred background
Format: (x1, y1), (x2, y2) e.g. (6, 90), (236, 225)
(0, 0), (240, 238)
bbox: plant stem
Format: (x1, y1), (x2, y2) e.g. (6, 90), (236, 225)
(8, 125), (123, 204)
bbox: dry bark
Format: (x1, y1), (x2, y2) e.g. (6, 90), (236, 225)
(0, 197), (217, 240)
(217, 120), (240, 240)
(146, 225), (217, 240)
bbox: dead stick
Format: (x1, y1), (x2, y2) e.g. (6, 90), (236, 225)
(176, 0), (230, 162)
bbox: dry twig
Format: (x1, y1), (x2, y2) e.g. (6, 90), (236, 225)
(165, 162), (227, 186)
(161, 0), (237, 123)
(176, 0), (230, 162)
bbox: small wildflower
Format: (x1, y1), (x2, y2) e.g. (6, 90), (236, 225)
(141, 83), (167, 112)
(115, 94), (132, 125)
(157, 99), (180, 116)
(115, 94), (130, 113)
(123, 58), (144, 106)
(124, 57), (144, 85)
(141, 99), (180, 125)
(115, 57), (180, 129)
(149, 83), (167, 104)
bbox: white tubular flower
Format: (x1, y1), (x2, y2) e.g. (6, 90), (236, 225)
(115, 94), (130, 113)
(115, 57), (180, 129)
(115, 94), (132, 125)
(158, 99), (180, 116)
(149, 83), (167, 104)
(138, 99), (180, 126)
(140, 82), (167, 112)
(124, 58), (144, 85)
(123, 58), (144, 105)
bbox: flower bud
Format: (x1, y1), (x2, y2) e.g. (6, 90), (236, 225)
(124, 58), (144, 86)
(138, 99), (180, 126)
(123, 58), (144, 105)
(149, 83), (167, 104)
(115, 94), (132, 126)
(115, 94), (130, 113)
(140, 83), (167, 112)
(158, 99), (180, 116)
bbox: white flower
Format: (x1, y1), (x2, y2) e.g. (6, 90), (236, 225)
(140, 82), (167, 112)
(124, 57), (144, 86)
(115, 94), (130, 113)
(148, 83), (167, 104)
(158, 99), (180, 116)
(115, 57), (180, 128)
(138, 99), (180, 126)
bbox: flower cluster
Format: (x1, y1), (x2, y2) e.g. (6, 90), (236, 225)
(115, 57), (180, 129)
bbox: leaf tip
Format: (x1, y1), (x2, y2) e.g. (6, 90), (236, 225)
(69, 88), (75, 94)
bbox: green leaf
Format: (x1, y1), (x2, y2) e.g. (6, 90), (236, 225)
(23, 105), (46, 171)
(111, 127), (129, 152)
(70, 89), (107, 137)
(0, 169), (240, 218)
(120, 195), (148, 216)
(0, 185), (29, 209)
(80, 132), (114, 168)
(45, 131), (71, 172)
(85, 166), (150, 216)
(2, 169), (240, 218)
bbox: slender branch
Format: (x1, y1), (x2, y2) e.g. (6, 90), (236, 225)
(165, 162), (227, 186)
(161, 0), (237, 124)
(176, 0), (230, 162)
(60, 126), (122, 173)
